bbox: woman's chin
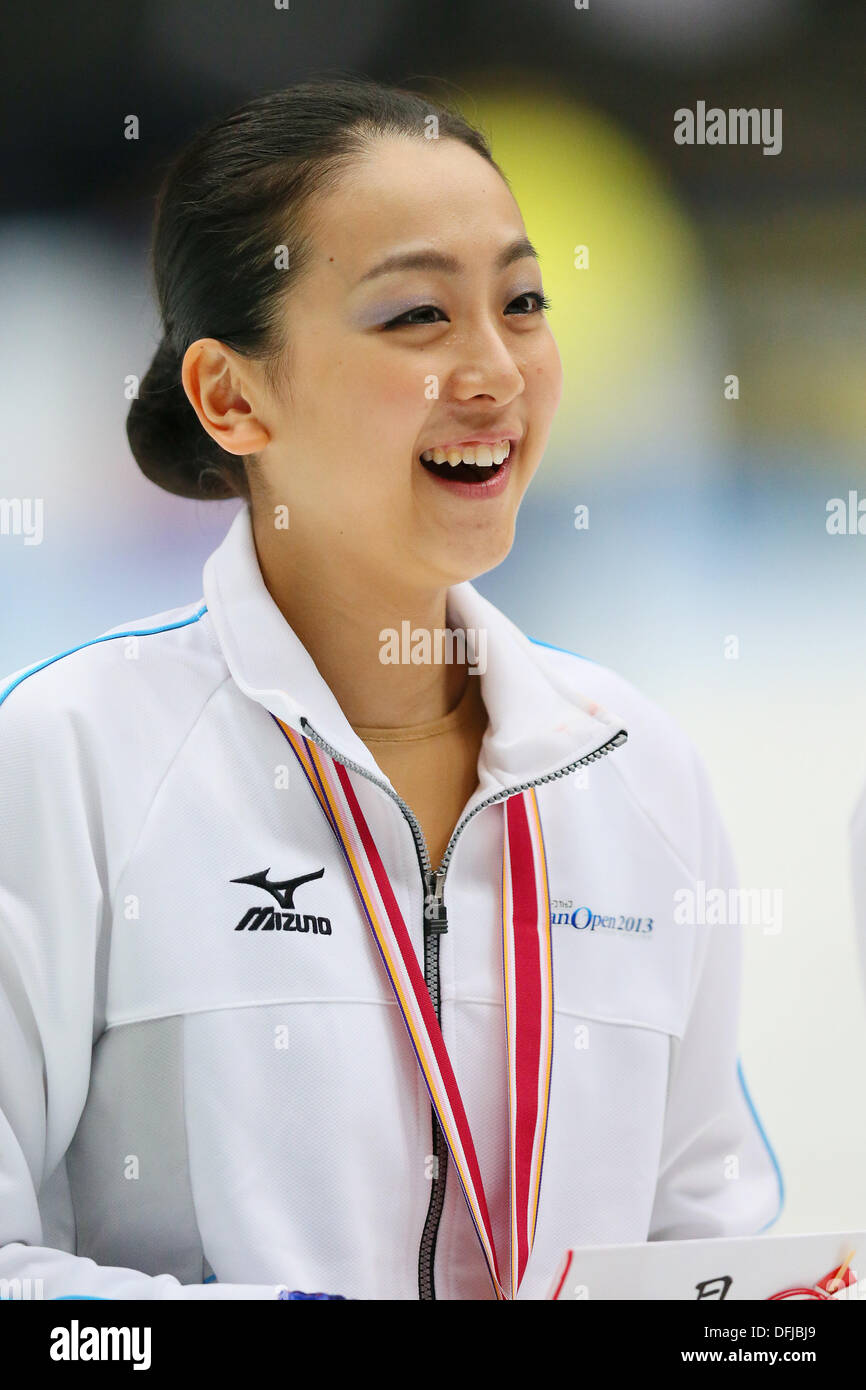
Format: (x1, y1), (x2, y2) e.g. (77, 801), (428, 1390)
(421, 527), (517, 588)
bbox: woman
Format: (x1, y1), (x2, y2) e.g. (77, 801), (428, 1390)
(0, 78), (781, 1301)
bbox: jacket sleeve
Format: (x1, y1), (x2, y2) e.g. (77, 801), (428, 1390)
(0, 676), (279, 1300)
(647, 745), (783, 1240)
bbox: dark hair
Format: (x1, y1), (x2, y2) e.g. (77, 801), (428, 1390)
(126, 77), (504, 502)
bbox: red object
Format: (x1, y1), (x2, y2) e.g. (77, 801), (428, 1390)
(550, 1251), (573, 1301)
(816, 1263), (857, 1294)
(768, 1262), (857, 1300)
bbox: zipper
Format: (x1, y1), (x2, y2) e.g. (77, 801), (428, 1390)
(299, 716), (628, 1299)
(417, 865), (449, 1299)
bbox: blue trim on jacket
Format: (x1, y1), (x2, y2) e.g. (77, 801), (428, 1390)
(0, 604), (209, 708)
(529, 635), (592, 663)
(737, 1058), (785, 1229)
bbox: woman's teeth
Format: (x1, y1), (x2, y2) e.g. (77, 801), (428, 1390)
(419, 441), (511, 468)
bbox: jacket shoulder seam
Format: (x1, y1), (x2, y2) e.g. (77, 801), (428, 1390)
(107, 672), (233, 925)
(607, 756), (701, 884)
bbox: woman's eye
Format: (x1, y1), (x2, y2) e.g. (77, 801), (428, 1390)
(383, 305), (447, 329)
(506, 291), (551, 315)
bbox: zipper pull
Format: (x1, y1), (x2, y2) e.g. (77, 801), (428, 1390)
(423, 868), (448, 934)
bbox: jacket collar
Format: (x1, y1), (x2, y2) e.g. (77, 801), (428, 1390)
(202, 503), (627, 793)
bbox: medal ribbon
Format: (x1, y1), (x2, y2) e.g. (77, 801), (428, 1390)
(275, 718), (554, 1299)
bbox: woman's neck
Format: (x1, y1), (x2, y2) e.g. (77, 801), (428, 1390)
(252, 516), (469, 729)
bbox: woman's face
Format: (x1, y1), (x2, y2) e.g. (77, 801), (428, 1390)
(256, 134), (562, 591)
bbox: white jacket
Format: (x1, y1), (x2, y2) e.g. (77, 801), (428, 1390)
(852, 787), (866, 1009)
(0, 502), (782, 1301)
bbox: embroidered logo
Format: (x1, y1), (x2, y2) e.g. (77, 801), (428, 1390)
(230, 866), (332, 935)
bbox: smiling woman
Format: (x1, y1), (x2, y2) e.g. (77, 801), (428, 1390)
(177, 133), (561, 635)
(0, 77), (781, 1304)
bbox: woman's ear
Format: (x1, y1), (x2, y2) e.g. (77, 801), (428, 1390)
(181, 339), (271, 457)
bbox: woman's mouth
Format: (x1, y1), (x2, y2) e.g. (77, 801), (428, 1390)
(418, 438), (515, 495)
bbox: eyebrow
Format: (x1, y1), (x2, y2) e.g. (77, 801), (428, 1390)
(355, 237), (539, 286)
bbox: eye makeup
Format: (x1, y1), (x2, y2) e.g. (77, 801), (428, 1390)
(350, 286), (547, 332)
(350, 298), (437, 330)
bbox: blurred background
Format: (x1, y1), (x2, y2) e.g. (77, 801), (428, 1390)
(2, 0), (865, 1238)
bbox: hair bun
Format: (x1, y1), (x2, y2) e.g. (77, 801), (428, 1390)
(126, 335), (239, 500)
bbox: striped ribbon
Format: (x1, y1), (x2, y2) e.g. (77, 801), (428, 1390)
(275, 718), (554, 1300)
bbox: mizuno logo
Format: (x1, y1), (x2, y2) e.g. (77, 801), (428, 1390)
(230, 865), (332, 935)
(230, 866), (325, 908)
